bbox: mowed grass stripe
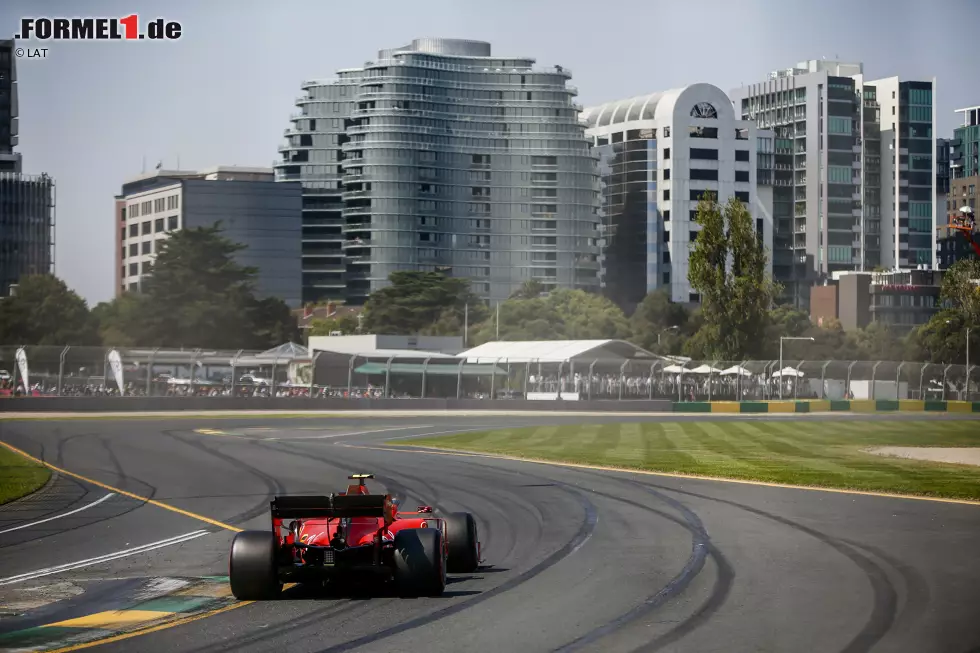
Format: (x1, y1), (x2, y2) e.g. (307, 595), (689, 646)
(405, 420), (980, 501)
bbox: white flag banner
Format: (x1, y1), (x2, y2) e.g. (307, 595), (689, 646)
(108, 350), (125, 395)
(14, 348), (29, 391)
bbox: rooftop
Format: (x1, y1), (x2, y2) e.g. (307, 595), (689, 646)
(459, 339), (659, 363)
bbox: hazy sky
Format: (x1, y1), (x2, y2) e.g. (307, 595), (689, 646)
(2, 0), (977, 304)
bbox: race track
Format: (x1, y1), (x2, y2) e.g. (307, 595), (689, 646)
(1, 413), (979, 653)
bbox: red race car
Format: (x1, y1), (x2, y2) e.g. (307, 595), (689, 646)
(229, 474), (481, 599)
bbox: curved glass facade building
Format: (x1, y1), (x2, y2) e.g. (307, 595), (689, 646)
(277, 38), (600, 305)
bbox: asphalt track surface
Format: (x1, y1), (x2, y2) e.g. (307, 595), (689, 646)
(2, 413), (980, 653)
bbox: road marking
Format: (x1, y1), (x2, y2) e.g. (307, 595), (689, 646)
(44, 601), (251, 653)
(0, 530), (209, 586)
(270, 425), (435, 440)
(343, 442), (980, 507)
(0, 441), (242, 533)
(0, 493), (116, 535)
(44, 609), (172, 629)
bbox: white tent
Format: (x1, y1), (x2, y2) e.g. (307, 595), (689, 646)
(772, 367), (804, 378)
(663, 364), (686, 374)
(721, 365), (753, 376)
(689, 364), (722, 374)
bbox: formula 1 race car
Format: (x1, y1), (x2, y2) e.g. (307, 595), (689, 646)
(229, 474), (481, 599)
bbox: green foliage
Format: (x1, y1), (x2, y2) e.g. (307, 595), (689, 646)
(472, 288), (629, 344)
(908, 259), (980, 363)
(308, 313), (360, 337)
(95, 225), (299, 349)
(628, 288), (691, 354)
(687, 196), (780, 358)
(509, 279), (546, 300)
(362, 271), (488, 336)
(0, 275), (98, 346)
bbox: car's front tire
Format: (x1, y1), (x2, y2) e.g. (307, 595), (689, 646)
(229, 531), (281, 600)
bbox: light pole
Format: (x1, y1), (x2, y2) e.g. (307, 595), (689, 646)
(779, 336), (814, 399)
(947, 319), (973, 400)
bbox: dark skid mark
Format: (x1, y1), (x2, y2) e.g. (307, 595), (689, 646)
(639, 480), (900, 653)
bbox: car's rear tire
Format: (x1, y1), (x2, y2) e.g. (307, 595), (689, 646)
(229, 531), (281, 600)
(445, 512), (479, 573)
(393, 528), (446, 597)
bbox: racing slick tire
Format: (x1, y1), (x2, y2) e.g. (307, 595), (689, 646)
(393, 528), (446, 597)
(445, 512), (480, 573)
(229, 531), (282, 600)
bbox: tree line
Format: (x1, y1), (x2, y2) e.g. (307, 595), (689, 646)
(0, 226), (299, 350)
(1, 204), (977, 364)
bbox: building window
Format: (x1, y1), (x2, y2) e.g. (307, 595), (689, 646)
(689, 293), (700, 303)
(129, 243), (138, 256)
(663, 209), (670, 221)
(663, 126), (670, 138)
(129, 224), (138, 237)
(142, 221), (151, 235)
(690, 230), (699, 242)
(663, 147), (670, 160)
(142, 241), (151, 254)
(663, 189), (670, 201)
(663, 230), (670, 242)
(690, 168), (718, 181)
(154, 218), (164, 232)
(662, 271), (670, 285)
(690, 148), (718, 160)
(735, 149), (750, 162)
(735, 191), (750, 202)
(168, 216), (178, 230)
(735, 170), (750, 182)
(129, 263), (138, 276)
(689, 126), (718, 139)
(690, 189), (718, 201)
(663, 251), (671, 264)
(663, 168), (670, 180)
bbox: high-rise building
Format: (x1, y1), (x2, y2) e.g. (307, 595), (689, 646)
(733, 61), (938, 308)
(114, 167), (303, 307)
(951, 105), (980, 179)
(276, 38), (600, 306)
(940, 107), (980, 268)
(0, 39), (55, 296)
(732, 60), (867, 309)
(862, 76), (937, 270)
(582, 84), (773, 310)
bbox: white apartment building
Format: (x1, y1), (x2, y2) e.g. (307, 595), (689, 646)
(583, 83), (773, 308)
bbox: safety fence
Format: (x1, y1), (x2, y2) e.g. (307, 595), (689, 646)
(0, 346), (977, 402)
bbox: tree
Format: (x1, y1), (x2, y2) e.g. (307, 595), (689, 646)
(0, 274), (98, 346)
(361, 271), (488, 335)
(95, 225), (297, 349)
(906, 259), (980, 363)
(472, 288), (629, 344)
(940, 258), (980, 321)
(687, 196), (780, 358)
(509, 280), (546, 300)
(308, 313), (360, 337)
(628, 289), (691, 353)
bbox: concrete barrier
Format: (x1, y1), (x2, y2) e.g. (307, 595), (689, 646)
(0, 397), (675, 413)
(1, 397), (976, 415)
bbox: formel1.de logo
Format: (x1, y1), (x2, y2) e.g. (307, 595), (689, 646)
(14, 15), (182, 41)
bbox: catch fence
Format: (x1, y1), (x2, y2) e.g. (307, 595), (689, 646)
(0, 346), (976, 402)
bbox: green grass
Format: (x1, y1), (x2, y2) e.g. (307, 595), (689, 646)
(0, 446), (51, 505)
(405, 420), (980, 501)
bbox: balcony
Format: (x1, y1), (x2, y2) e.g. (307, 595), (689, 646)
(341, 189), (371, 200)
(342, 239), (372, 250)
(341, 206), (371, 218)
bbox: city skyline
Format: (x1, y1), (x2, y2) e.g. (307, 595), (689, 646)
(1, 0), (977, 303)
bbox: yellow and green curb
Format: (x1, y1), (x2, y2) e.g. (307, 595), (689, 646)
(0, 577), (240, 652)
(671, 400), (980, 414)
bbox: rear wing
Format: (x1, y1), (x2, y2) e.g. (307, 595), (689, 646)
(271, 494), (391, 520)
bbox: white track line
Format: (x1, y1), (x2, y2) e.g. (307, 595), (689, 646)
(0, 493), (117, 535)
(0, 530), (209, 586)
(270, 425), (434, 440)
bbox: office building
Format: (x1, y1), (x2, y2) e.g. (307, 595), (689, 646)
(0, 39), (55, 296)
(940, 106), (980, 268)
(833, 269), (942, 333)
(114, 167), (303, 307)
(582, 84), (773, 309)
(863, 76), (937, 270)
(277, 38), (600, 305)
(951, 105), (980, 178)
(733, 61), (938, 308)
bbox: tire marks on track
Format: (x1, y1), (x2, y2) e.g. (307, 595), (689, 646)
(635, 480), (900, 653)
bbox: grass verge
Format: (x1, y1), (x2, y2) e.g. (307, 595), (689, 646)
(405, 420), (980, 501)
(0, 445), (51, 505)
